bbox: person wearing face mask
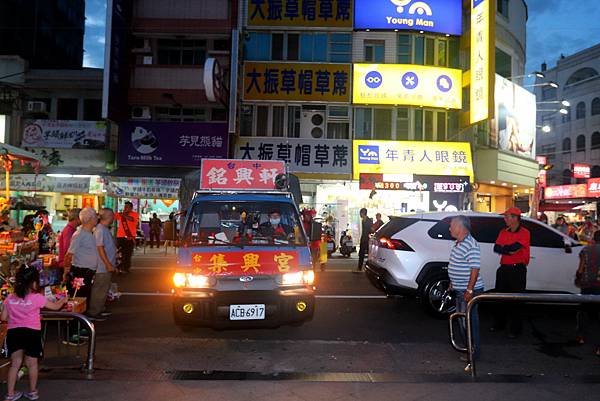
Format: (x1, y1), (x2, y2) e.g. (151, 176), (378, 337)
(259, 210), (292, 239)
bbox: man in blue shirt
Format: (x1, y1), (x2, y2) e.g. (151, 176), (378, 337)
(448, 215), (484, 367)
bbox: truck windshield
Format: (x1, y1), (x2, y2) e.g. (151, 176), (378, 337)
(184, 201), (307, 247)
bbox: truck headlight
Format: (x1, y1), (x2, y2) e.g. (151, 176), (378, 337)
(279, 270), (315, 286)
(172, 272), (212, 288)
(173, 272), (187, 287)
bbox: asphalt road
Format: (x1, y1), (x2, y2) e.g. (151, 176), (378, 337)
(34, 250), (600, 400)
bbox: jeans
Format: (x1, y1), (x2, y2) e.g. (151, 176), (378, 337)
(455, 289), (483, 360)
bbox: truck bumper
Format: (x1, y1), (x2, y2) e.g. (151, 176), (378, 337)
(172, 288), (315, 328)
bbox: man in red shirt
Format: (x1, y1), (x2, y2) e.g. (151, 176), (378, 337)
(491, 207), (530, 338)
(115, 201), (139, 274)
(58, 208), (81, 268)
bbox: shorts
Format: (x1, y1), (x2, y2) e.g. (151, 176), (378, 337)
(6, 328), (43, 358)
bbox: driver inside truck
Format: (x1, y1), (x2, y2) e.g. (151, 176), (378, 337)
(258, 210), (292, 239)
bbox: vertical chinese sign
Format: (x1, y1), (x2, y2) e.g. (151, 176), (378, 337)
(470, 0), (495, 124)
(247, 0), (353, 28)
(243, 62), (351, 103)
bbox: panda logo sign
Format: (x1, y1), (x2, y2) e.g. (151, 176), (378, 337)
(131, 126), (159, 154)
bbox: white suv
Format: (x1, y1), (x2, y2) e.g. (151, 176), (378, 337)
(365, 212), (581, 316)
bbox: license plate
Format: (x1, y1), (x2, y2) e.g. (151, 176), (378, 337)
(229, 304), (266, 320)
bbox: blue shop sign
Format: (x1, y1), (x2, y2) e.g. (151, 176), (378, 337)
(354, 0), (462, 36)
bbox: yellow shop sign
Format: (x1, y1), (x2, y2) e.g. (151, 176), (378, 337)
(353, 64), (462, 109)
(353, 140), (473, 180)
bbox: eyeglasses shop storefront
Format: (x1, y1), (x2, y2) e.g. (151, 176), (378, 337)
(314, 140), (474, 232)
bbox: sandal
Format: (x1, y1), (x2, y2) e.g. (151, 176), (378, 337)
(576, 336), (585, 345)
(595, 347), (600, 357)
(4, 391), (23, 401)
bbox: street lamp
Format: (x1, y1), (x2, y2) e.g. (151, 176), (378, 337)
(537, 125), (552, 133)
(537, 100), (570, 107)
(506, 71), (545, 80)
(525, 81), (559, 89)
(538, 108), (569, 114)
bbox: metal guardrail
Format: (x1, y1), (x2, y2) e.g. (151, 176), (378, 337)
(448, 292), (600, 378)
(41, 311), (96, 373)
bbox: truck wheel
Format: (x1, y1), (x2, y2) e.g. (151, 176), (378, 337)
(419, 271), (455, 318)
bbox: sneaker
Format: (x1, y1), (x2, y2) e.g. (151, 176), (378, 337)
(4, 391), (23, 401)
(99, 311), (113, 317)
(464, 363), (472, 373)
(23, 391), (39, 401)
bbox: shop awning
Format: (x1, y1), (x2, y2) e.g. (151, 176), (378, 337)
(0, 144), (42, 170)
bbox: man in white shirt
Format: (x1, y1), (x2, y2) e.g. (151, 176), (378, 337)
(88, 208), (117, 320)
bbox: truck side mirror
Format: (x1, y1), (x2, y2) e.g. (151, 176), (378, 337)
(310, 221), (322, 242)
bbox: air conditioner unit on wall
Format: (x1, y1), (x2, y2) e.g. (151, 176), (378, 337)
(299, 110), (325, 139)
(131, 106), (151, 120)
(26, 101), (47, 113)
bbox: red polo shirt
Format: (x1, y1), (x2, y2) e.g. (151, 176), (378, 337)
(495, 225), (531, 266)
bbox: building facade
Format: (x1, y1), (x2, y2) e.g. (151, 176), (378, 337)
(535, 44), (600, 186)
(0, 54), (106, 227)
(103, 0), (238, 218)
(0, 0), (85, 69)
(232, 0), (536, 232)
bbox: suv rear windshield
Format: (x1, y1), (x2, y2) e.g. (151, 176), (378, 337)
(375, 217), (419, 239)
(184, 201), (306, 247)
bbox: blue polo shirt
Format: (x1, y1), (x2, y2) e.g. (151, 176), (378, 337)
(448, 234), (484, 291)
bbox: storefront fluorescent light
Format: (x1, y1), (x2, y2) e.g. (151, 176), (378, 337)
(382, 174), (413, 182)
(73, 175), (94, 178)
(46, 174), (72, 178)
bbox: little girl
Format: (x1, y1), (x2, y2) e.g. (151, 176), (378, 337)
(1, 265), (66, 401)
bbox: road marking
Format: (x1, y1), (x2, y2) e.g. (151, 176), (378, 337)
(120, 292), (387, 299)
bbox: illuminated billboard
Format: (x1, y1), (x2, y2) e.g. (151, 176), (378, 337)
(352, 140), (473, 180)
(354, 0), (462, 35)
(491, 74), (537, 159)
(470, 0), (494, 124)
(352, 64), (462, 109)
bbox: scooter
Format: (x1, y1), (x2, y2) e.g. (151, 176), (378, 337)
(339, 230), (356, 258)
(323, 225), (336, 256)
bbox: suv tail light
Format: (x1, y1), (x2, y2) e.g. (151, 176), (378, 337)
(378, 237), (414, 252)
